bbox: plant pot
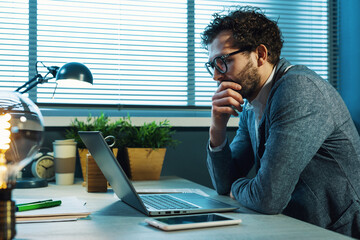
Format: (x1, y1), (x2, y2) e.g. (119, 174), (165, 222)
(78, 148), (118, 186)
(126, 147), (166, 180)
(78, 148), (89, 186)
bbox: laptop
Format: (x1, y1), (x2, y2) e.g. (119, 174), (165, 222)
(78, 131), (239, 216)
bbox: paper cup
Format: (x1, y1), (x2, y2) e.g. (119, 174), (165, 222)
(53, 139), (77, 185)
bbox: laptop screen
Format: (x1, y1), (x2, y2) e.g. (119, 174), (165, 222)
(78, 131), (149, 215)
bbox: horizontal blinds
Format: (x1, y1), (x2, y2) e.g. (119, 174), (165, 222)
(36, 0), (188, 105)
(0, 0), (29, 92)
(0, 0), (331, 107)
(194, 0), (328, 106)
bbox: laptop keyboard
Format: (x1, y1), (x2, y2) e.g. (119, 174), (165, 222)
(140, 194), (200, 210)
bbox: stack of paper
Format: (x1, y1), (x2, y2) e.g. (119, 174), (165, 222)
(15, 196), (91, 223)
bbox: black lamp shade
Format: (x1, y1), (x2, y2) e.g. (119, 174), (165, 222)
(56, 62), (93, 85)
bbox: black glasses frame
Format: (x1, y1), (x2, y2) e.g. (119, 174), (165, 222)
(205, 46), (253, 76)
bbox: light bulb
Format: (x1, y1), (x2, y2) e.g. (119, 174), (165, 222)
(0, 91), (44, 239)
(0, 113), (11, 189)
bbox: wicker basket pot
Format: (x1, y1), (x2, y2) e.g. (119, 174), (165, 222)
(126, 147), (166, 180)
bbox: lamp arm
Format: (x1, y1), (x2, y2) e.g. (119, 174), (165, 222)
(19, 76), (55, 94)
(15, 62), (60, 94)
(15, 74), (42, 93)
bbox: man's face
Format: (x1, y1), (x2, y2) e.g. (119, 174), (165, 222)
(208, 31), (262, 101)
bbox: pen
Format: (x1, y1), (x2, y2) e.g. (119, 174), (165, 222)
(16, 199), (53, 207)
(16, 200), (62, 212)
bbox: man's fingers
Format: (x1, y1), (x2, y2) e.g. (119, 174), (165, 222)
(230, 191), (235, 199)
(212, 93), (244, 112)
(213, 88), (244, 103)
(212, 98), (242, 116)
(216, 81), (242, 93)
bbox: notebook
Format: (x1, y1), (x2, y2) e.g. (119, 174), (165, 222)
(78, 131), (239, 216)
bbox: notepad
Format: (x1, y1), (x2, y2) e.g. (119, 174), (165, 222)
(15, 196), (91, 223)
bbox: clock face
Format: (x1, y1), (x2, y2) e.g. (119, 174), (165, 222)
(31, 156), (55, 181)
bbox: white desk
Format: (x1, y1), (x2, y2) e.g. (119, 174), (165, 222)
(13, 177), (351, 240)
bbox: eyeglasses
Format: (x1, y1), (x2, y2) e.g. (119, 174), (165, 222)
(205, 46), (252, 76)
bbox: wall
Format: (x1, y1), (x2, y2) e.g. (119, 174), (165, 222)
(339, 0), (360, 131)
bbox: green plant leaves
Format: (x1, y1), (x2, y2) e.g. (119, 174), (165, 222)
(116, 116), (180, 149)
(66, 114), (180, 149)
(65, 113), (123, 149)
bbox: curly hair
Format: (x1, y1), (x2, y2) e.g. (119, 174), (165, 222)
(201, 6), (283, 65)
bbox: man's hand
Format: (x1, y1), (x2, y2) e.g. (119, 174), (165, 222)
(230, 191), (235, 199)
(210, 81), (244, 147)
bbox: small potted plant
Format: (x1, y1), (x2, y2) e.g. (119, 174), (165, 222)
(65, 113), (123, 184)
(117, 116), (179, 181)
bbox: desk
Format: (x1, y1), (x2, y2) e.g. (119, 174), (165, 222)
(13, 177), (351, 240)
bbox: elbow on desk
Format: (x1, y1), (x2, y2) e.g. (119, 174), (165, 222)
(231, 179), (288, 215)
(245, 198), (287, 215)
(232, 191), (287, 214)
(255, 205), (284, 215)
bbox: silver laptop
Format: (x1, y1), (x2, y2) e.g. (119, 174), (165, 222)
(79, 131), (239, 216)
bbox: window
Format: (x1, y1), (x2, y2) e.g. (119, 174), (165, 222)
(0, 0), (332, 107)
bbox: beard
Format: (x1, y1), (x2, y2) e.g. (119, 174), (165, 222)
(234, 60), (262, 100)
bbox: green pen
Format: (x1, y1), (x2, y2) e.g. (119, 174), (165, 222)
(16, 199), (53, 207)
(16, 200), (62, 212)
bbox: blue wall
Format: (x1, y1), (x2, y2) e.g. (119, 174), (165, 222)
(339, 0), (360, 130)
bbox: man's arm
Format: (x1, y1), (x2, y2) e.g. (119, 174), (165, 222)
(207, 111), (255, 195)
(207, 81), (251, 194)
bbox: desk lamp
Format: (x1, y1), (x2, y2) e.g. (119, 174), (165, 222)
(14, 61), (93, 188)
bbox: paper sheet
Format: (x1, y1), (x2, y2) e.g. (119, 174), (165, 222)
(15, 196), (91, 223)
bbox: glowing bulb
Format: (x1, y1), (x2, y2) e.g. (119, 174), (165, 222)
(0, 113), (11, 189)
(0, 90), (44, 239)
(0, 92), (44, 190)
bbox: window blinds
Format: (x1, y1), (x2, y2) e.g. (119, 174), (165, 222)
(0, 0), (29, 92)
(0, 0), (330, 107)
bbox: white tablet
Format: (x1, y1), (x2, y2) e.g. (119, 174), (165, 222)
(145, 213), (242, 231)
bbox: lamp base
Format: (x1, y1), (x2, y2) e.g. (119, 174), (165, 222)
(15, 178), (48, 188)
(0, 189), (16, 239)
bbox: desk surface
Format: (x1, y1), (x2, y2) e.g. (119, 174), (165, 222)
(13, 177), (351, 240)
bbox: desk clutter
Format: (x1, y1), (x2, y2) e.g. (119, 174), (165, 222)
(15, 196), (90, 223)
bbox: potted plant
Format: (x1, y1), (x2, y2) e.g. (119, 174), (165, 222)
(65, 113), (123, 184)
(117, 116), (179, 181)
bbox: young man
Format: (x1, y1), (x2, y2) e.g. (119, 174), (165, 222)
(202, 6), (360, 238)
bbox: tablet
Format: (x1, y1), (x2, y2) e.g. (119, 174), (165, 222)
(145, 213), (242, 231)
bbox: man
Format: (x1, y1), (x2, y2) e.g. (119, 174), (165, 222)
(202, 6), (360, 238)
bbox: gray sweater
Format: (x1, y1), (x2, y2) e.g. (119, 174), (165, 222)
(207, 58), (360, 238)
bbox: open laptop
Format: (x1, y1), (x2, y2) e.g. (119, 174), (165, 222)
(79, 131), (239, 216)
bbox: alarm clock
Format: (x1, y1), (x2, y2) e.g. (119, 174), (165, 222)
(31, 151), (55, 181)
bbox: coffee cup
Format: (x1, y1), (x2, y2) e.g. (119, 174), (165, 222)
(53, 139), (77, 185)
